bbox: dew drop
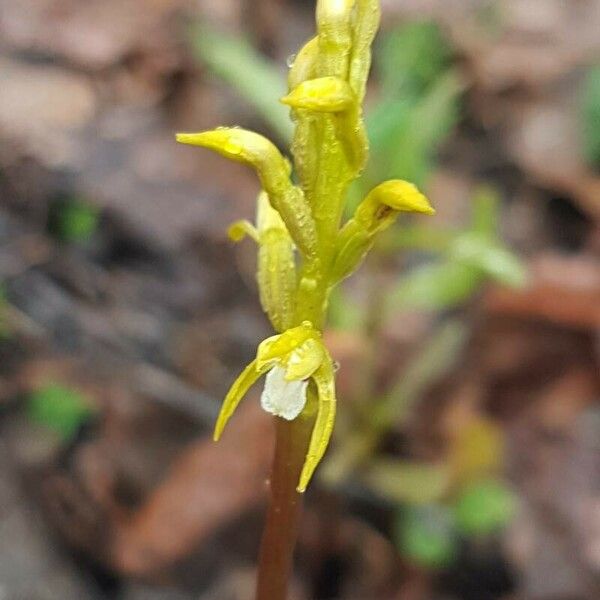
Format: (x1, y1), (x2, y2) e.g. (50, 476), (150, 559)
(224, 141), (242, 155)
(286, 53), (297, 68)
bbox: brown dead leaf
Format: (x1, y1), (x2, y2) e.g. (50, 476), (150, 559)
(485, 253), (600, 329)
(111, 400), (272, 576)
(530, 368), (598, 431)
(508, 100), (600, 220)
(0, 0), (185, 70)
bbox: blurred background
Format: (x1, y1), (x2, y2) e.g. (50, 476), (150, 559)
(0, 1), (599, 599)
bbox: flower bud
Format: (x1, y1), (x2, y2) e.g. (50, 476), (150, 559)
(177, 128), (317, 257)
(281, 76), (354, 113)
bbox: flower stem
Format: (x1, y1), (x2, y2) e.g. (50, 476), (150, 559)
(255, 408), (315, 600)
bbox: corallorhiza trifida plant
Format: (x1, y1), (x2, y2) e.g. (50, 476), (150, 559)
(177, 1), (434, 597)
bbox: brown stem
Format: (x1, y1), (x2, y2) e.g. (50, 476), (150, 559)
(255, 411), (314, 600)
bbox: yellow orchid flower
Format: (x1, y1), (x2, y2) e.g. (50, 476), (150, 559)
(176, 0), (435, 494)
(213, 322), (336, 492)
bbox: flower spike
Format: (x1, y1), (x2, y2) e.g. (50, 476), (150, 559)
(178, 0), (436, 495)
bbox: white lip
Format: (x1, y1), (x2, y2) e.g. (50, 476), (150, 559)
(260, 366), (308, 421)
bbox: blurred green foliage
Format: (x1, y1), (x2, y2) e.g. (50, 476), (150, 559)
(49, 197), (100, 243)
(363, 21), (461, 191)
(376, 21), (451, 97)
(192, 25), (293, 141)
(454, 478), (517, 537)
(582, 66), (600, 168)
(365, 460), (450, 505)
(387, 187), (526, 312)
(0, 284), (12, 340)
(396, 504), (456, 568)
(396, 477), (516, 568)
(27, 384), (93, 441)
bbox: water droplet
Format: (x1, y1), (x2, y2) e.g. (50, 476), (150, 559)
(286, 54), (297, 68)
(224, 141), (242, 155)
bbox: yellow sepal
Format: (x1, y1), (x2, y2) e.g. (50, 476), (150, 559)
(357, 180), (435, 220)
(176, 128), (317, 258)
(214, 359), (269, 441)
(297, 352), (337, 492)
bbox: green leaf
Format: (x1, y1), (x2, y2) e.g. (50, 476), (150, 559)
(327, 285), (364, 331)
(51, 198), (99, 243)
(364, 71), (462, 187)
(366, 97), (413, 154)
(396, 504), (457, 568)
(454, 478), (517, 536)
(377, 224), (454, 254)
(389, 262), (481, 310)
(581, 65), (600, 167)
(471, 185), (501, 239)
(450, 233), (527, 288)
(191, 24), (293, 142)
(376, 21), (452, 98)
(27, 384), (93, 441)
(365, 460), (450, 504)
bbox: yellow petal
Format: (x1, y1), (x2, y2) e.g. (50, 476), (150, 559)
(227, 220), (259, 243)
(256, 322), (316, 370)
(257, 189), (286, 232)
(316, 0), (355, 78)
(297, 355), (337, 492)
(285, 337), (325, 381)
(258, 233), (297, 332)
(257, 192), (297, 332)
(348, 0), (381, 101)
(281, 77), (354, 113)
(288, 36), (319, 89)
(214, 359), (267, 441)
